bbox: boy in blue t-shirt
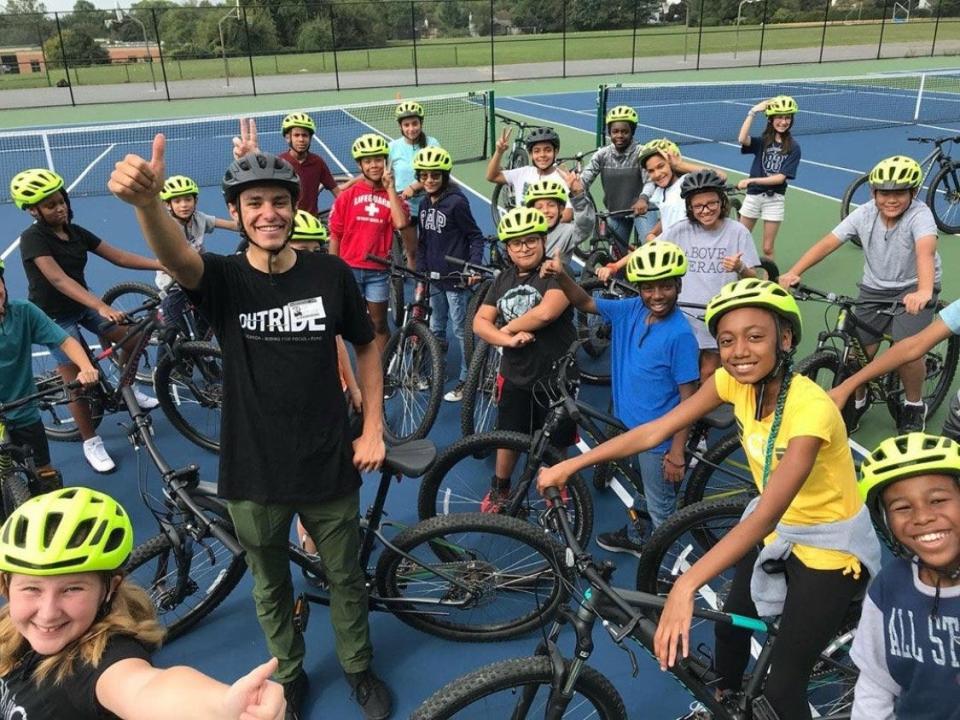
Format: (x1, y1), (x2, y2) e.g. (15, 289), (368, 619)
(0, 259), (98, 496)
(853, 433), (960, 718)
(541, 241), (699, 553)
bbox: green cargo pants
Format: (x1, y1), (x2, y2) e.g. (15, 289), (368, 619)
(227, 490), (372, 683)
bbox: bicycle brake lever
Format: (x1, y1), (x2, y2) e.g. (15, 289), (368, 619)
(604, 623), (640, 677)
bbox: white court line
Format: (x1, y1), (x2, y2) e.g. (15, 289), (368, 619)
(314, 137), (353, 176)
(3, 143), (116, 261)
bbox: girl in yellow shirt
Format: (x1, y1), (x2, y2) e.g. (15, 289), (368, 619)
(538, 279), (880, 720)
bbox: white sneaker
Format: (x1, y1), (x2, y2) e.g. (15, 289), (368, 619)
(134, 387), (160, 410)
(83, 436), (116, 473)
(444, 382), (465, 403)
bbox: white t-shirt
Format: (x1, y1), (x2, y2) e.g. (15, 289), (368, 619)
(660, 217), (760, 349)
(501, 166), (573, 210)
(649, 174), (687, 234)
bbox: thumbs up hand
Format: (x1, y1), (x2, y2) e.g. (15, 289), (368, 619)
(108, 133), (166, 207)
(540, 248), (564, 279)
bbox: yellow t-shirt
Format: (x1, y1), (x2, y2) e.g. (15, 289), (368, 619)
(713, 367), (863, 572)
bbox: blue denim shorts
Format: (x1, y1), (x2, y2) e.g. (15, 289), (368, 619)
(49, 307), (111, 364)
(351, 268), (390, 304)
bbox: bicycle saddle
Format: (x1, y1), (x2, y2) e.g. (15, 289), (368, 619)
(701, 403), (735, 429)
(383, 438), (436, 478)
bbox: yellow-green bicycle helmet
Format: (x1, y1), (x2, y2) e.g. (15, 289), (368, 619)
(625, 241), (688, 283)
(764, 95), (799, 117)
(281, 112), (316, 135)
(291, 210), (328, 243)
(351, 134), (389, 160)
(10, 168), (65, 210)
(413, 146), (453, 172)
(524, 179), (568, 207)
(859, 433), (960, 553)
(704, 278), (802, 345)
(160, 175), (200, 201)
(869, 155), (923, 191)
(639, 138), (681, 166)
(497, 207), (548, 242)
(605, 105), (638, 127)
(0, 487), (133, 576)
(396, 101), (425, 122)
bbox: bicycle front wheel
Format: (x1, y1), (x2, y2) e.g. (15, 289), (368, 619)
(417, 430), (594, 548)
(410, 656), (627, 720)
(463, 278), (493, 367)
(389, 234), (406, 328)
(101, 282), (162, 386)
(374, 513), (571, 642)
(795, 349), (865, 434)
(927, 161), (960, 234)
(32, 366), (104, 443)
(840, 174), (870, 247)
(680, 430), (757, 508)
(124, 500), (246, 642)
(154, 341), (223, 453)
(460, 339), (501, 436)
(382, 320), (444, 443)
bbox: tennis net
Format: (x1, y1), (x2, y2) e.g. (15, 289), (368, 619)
(596, 70), (960, 147)
(0, 90), (494, 202)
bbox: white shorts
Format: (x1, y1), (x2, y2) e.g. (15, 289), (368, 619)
(740, 192), (785, 222)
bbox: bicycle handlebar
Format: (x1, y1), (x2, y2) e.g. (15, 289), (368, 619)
(444, 255), (500, 278)
(0, 380), (82, 417)
(792, 282), (936, 311)
(909, 134), (960, 145)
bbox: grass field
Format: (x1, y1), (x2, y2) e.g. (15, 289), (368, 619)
(4, 17), (959, 90)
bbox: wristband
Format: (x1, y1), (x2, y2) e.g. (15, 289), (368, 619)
(664, 456), (686, 468)
(747, 110), (756, 117)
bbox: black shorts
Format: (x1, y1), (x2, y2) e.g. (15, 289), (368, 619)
(6, 419), (52, 467)
(495, 376), (576, 447)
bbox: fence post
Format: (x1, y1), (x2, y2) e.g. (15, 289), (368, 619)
(53, 12), (76, 106)
(241, 5), (257, 95)
(561, 0), (567, 78)
(631, 0), (639, 74)
(329, 3), (341, 91)
(757, 0), (768, 66)
(150, 8), (171, 101)
(818, 0), (830, 63)
(410, 0), (419, 86)
(876, 0), (889, 60)
(489, 0), (495, 83)
(36, 16), (52, 87)
(695, 0), (705, 71)
(931, 0), (943, 56)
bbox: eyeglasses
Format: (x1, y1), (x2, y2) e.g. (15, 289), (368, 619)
(505, 237), (540, 250)
(417, 171), (444, 180)
(691, 199), (721, 214)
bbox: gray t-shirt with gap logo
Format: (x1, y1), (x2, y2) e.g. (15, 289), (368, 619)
(831, 199), (941, 291)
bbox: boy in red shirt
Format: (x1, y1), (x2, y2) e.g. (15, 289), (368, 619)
(329, 133), (409, 351)
(278, 111), (340, 216)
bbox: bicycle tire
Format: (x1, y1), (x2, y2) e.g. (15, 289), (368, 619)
(927, 161), (960, 235)
(374, 512), (571, 642)
(1, 472), (31, 520)
(840, 174), (870, 248)
(101, 281), (162, 386)
(463, 278), (493, 366)
(410, 655), (627, 720)
(33, 370), (104, 443)
(459, 339), (501, 437)
(390, 234), (406, 328)
(680, 430), (758, 508)
(883, 301), (960, 421)
(382, 320), (444, 444)
(490, 183), (514, 230)
(417, 430), (594, 548)
(795, 350), (866, 434)
(582, 248), (612, 281)
(123, 498), (246, 642)
(154, 341), (223, 453)
(574, 276), (634, 386)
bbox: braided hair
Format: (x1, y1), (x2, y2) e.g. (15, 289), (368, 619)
(759, 354), (795, 487)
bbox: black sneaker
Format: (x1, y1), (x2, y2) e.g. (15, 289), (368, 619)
(346, 668), (393, 720)
(898, 402), (927, 434)
(596, 525), (644, 558)
(282, 670), (309, 720)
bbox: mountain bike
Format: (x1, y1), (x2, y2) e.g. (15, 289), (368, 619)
(31, 295), (223, 453)
(840, 133), (960, 239)
(121, 394), (572, 643)
(489, 114), (536, 228)
(792, 282), (959, 432)
(411, 490), (858, 719)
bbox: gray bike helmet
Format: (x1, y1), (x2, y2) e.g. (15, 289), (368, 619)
(524, 127), (560, 151)
(679, 169), (726, 200)
(222, 152), (300, 205)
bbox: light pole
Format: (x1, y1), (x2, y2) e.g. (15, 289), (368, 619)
(107, 9), (156, 91)
(683, 0), (690, 62)
(218, 1), (241, 87)
(734, 0), (762, 59)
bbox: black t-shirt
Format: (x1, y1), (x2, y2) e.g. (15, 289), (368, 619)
(483, 264), (575, 388)
(19, 222), (103, 320)
(0, 634), (152, 719)
(186, 250), (375, 504)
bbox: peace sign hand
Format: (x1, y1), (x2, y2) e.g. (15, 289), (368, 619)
(495, 127), (513, 153)
(232, 118), (260, 159)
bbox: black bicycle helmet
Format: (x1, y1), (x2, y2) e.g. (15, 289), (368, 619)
(679, 169), (726, 200)
(222, 152), (300, 205)
(524, 127), (560, 151)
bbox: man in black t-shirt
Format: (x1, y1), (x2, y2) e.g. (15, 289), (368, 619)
(108, 120), (390, 720)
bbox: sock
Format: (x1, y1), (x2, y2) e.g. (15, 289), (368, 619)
(854, 395), (867, 410)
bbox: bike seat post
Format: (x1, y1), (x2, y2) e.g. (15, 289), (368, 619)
(358, 465), (396, 565)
